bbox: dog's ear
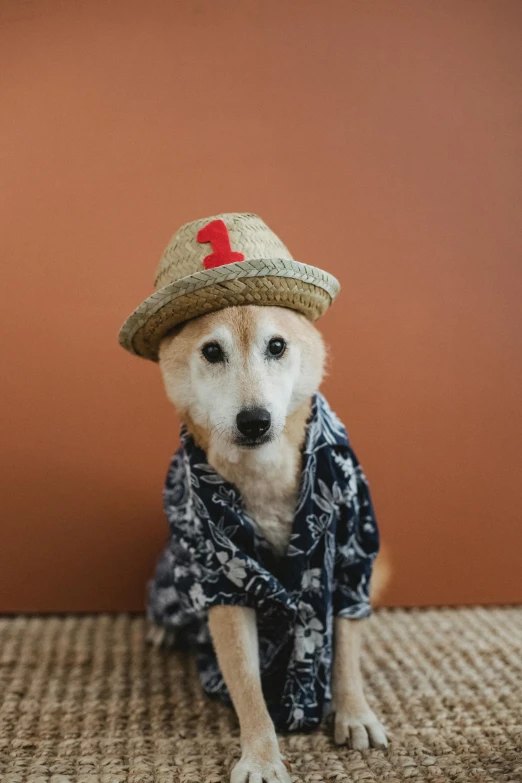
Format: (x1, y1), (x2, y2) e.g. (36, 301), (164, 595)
(157, 322), (193, 411)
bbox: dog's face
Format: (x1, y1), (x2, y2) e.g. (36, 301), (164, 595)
(158, 305), (325, 460)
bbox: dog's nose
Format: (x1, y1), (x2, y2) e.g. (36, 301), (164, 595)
(236, 408), (271, 439)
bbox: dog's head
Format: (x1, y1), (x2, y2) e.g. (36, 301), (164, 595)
(158, 305), (325, 460)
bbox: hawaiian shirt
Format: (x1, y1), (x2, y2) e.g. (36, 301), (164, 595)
(148, 392), (380, 731)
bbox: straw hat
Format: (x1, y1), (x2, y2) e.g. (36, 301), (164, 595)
(118, 212), (340, 361)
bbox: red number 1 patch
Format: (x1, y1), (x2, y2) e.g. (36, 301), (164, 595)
(197, 219), (245, 269)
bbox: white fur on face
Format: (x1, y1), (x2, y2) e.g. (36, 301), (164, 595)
(158, 306), (325, 463)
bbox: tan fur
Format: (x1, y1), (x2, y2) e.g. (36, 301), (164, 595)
(370, 544), (392, 605)
(332, 618), (388, 748)
(208, 606), (291, 782)
(159, 306), (325, 555)
(157, 305), (387, 779)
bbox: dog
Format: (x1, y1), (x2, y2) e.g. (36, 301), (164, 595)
(154, 304), (388, 783)
(118, 213), (389, 783)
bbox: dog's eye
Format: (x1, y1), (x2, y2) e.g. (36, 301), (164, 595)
(267, 337), (286, 358)
(202, 342), (225, 363)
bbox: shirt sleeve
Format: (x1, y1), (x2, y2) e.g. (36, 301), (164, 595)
(333, 445), (380, 619)
(148, 447), (298, 634)
(148, 506), (296, 631)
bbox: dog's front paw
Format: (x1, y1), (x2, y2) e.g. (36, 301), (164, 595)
(334, 708), (388, 750)
(231, 736), (291, 783)
(231, 757), (291, 783)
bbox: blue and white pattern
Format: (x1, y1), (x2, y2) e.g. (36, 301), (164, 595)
(148, 393), (380, 731)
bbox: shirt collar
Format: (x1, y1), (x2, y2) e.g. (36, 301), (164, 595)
(303, 393), (350, 454)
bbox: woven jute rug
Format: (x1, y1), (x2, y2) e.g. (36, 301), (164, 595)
(0, 608), (520, 783)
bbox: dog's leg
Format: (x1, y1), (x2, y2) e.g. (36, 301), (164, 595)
(208, 605), (290, 783)
(332, 617), (388, 750)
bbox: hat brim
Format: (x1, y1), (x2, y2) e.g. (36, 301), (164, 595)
(118, 258), (340, 361)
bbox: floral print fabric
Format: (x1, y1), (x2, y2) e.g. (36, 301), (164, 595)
(148, 393), (380, 731)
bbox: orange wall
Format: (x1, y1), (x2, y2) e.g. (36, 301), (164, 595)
(1, 0), (521, 612)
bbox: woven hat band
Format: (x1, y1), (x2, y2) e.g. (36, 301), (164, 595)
(131, 273), (332, 361)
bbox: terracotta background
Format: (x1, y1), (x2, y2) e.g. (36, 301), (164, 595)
(1, 0), (521, 612)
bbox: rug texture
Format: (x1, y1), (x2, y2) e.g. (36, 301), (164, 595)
(0, 608), (520, 783)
